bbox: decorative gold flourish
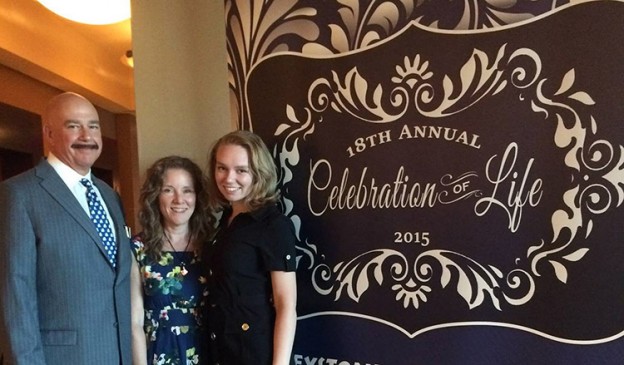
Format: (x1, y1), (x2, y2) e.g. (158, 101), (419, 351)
(226, 0), (564, 129)
(274, 41), (622, 312)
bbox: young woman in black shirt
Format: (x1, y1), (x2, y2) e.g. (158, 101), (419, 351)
(205, 130), (297, 365)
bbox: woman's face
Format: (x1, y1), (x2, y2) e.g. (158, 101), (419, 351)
(215, 143), (254, 211)
(158, 168), (196, 229)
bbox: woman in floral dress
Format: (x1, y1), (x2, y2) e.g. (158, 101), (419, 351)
(130, 156), (215, 365)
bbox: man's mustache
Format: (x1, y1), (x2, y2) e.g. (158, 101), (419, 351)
(71, 143), (99, 150)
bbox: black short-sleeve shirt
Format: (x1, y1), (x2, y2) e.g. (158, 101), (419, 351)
(205, 203), (297, 365)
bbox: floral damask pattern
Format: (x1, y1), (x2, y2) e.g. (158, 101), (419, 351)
(224, 0), (568, 129)
(269, 39), (624, 321)
(221, 0), (624, 342)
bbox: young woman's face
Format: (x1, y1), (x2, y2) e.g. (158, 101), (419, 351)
(158, 168), (196, 229)
(215, 144), (254, 211)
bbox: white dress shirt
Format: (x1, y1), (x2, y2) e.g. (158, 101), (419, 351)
(47, 153), (117, 242)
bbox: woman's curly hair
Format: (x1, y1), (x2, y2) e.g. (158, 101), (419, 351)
(138, 155), (215, 261)
(206, 130), (279, 212)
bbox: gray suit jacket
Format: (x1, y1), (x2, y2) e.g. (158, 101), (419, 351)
(0, 160), (132, 365)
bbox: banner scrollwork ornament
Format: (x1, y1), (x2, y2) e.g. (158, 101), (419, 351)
(273, 42), (624, 323)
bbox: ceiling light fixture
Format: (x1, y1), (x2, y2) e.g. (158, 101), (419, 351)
(38, 0), (131, 25)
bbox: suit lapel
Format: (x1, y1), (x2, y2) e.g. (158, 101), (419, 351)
(35, 161), (116, 270)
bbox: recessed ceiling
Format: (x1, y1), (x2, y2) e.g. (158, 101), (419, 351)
(0, 0), (134, 112)
(38, 0), (131, 25)
(32, 1), (132, 55)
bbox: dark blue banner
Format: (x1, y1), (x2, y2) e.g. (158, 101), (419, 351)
(232, 1), (624, 363)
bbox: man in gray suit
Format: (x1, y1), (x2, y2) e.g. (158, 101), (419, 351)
(0, 92), (132, 364)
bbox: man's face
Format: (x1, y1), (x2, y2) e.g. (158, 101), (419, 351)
(45, 95), (102, 175)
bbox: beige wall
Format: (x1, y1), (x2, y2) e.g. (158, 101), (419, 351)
(131, 0), (232, 176)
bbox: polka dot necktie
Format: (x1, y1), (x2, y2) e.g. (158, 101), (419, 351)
(80, 178), (117, 267)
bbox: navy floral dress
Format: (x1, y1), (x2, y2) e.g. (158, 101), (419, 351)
(131, 235), (208, 365)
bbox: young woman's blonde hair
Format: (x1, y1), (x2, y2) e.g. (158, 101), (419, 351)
(206, 130), (279, 212)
